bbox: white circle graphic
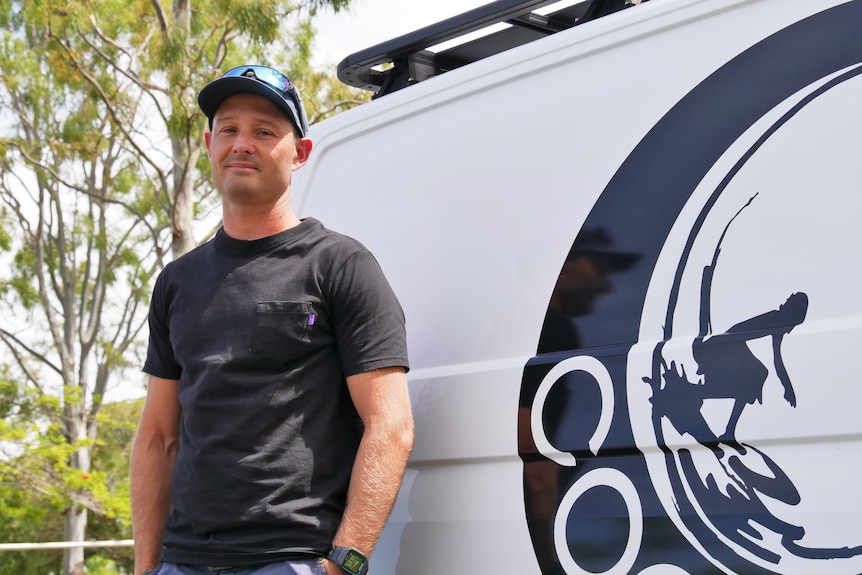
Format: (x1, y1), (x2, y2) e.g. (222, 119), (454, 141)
(531, 355), (614, 467)
(554, 468), (643, 575)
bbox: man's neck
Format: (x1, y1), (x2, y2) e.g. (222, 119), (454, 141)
(221, 201), (302, 241)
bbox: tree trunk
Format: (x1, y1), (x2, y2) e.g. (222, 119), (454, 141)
(63, 407), (90, 575)
(170, 131), (202, 257)
(63, 505), (87, 575)
(170, 0), (199, 259)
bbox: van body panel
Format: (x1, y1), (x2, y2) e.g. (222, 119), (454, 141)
(293, 0), (862, 572)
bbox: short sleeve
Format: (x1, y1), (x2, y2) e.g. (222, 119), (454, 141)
(326, 249), (409, 377)
(143, 271), (183, 380)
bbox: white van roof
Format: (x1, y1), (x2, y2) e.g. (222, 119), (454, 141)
(337, 0), (646, 97)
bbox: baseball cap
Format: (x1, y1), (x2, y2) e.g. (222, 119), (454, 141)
(567, 227), (641, 271)
(197, 65), (309, 137)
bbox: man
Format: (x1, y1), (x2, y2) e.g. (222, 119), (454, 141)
(538, 227), (640, 353)
(130, 65), (414, 575)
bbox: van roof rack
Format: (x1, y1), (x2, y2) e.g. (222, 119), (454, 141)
(337, 0), (645, 98)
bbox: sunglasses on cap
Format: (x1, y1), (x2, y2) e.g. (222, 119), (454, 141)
(222, 65), (297, 94)
(199, 65), (309, 137)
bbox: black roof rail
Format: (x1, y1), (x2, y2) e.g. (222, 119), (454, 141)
(337, 0), (646, 98)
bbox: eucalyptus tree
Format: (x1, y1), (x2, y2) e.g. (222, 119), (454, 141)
(0, 1), (361, 574)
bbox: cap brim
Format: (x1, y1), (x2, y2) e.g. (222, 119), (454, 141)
(604, 251), (641, 271)
(571, 249), (642, 272)
(198, 76), (305, 136)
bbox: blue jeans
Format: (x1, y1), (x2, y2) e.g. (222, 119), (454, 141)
(144, 559), (326, 575)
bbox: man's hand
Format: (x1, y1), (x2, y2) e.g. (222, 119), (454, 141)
(322, 558), (342, 575)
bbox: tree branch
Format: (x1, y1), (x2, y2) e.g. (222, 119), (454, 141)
(0, 327), (63, 379)
(150, 0), (169, 33)
(46, 29), (172, 207)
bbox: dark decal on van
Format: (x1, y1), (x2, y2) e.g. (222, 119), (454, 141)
(519, 1), (862, 573)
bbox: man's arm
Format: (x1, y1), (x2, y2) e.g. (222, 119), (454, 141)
(324, 366), (414, 574)
(130, 375), (181, 575)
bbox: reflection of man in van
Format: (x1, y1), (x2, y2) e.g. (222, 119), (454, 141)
(520, 227), (639, 573)
(537, 227), (640, 353)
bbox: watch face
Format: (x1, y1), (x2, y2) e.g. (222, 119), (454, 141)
(343, 549), (365, 573)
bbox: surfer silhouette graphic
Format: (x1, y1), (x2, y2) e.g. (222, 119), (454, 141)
(647, 199), (808, 448)
(643, 197), (862, 565)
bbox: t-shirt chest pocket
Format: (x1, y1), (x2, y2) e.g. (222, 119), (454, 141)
(252, 301), (314, 357)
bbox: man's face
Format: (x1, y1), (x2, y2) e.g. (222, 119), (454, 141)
(205, 92), (311, 205)
(550, 254), (613, 316)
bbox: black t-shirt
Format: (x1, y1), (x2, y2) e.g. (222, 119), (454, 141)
(143, 218), (409, 566)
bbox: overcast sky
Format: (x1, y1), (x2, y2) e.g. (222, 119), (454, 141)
(311, 0), (490, 68)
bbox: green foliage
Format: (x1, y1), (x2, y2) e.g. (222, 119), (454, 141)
(0, 482), (63, 575)
(224, 0), (283, 43)
(10, 248), (39, 309)
(0, 399), (142, 575)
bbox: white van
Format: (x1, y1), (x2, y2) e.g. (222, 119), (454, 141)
(293, 0), (862, 573)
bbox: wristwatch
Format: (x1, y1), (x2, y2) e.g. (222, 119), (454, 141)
(327, 545), (369, 575)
